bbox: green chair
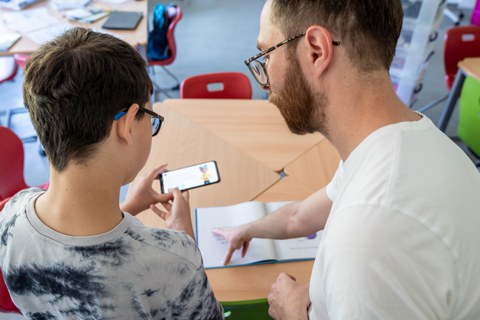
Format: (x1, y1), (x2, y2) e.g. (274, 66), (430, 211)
(457, 75), (480, 166)
(222, 298), (272, 320)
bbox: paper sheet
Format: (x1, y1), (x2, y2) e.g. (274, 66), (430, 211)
(1, 8), (61, 33)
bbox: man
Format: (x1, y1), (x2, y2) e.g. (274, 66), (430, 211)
(0, 28), (223, 319)
(213, 0), (480, 319)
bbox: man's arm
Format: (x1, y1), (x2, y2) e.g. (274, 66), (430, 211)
(213, 186), (332, 265)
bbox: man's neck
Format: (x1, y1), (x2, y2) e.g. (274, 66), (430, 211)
(35, 163), (125, 236)
(324, 71), (420, 161)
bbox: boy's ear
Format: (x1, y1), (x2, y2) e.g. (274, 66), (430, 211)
(303, 25), (335, 78)
(116, 104), (140, 145)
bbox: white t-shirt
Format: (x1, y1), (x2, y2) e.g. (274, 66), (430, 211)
(309, 115), (480, 319)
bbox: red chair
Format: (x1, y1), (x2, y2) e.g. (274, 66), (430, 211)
(444, 26), (480, 88)
(180, 72), (252, 99)
(418, 26), (480, 113)
(148, 4), (183, 100)
(13, 54), (29, 72)
(0, 126), (49, 201)
(0, 127), (47, 315)
(0, 197), (21, 314)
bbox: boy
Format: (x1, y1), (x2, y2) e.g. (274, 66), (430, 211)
(0, 28), (223, 319)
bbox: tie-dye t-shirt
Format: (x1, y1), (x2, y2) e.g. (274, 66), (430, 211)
(0, 188), (224, 320)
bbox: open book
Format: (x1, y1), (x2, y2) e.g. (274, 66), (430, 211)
(195, 201), (322, 269)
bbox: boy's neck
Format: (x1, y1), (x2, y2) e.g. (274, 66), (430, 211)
(34, 163), (125, 236)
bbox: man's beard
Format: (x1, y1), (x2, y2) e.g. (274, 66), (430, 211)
(269, 54), (328, 137)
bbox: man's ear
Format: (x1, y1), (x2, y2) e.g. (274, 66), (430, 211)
(303, 25), (335, 78)
(116, 104), (140, 145)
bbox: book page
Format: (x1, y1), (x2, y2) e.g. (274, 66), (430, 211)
(195, 201), (276, 268)
(273, 232), (322, 262)
(266, 202), (323, 261)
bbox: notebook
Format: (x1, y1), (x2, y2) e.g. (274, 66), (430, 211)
(101, 11), (143, 30)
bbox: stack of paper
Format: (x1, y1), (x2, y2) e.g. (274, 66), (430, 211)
(0, 0), (40, 11)
(1, 8), (60, 33)
(64, 6), (110, 23)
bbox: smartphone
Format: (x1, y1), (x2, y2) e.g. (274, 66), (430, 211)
(159, 161), (221, 194)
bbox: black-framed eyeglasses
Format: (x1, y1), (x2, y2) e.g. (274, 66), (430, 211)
(244, 33), (341, 87)
(113, 106), (164, 137)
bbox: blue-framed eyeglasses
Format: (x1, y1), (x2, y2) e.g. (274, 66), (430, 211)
(114, 106), (164, 137)
(244, 33), (341, 87)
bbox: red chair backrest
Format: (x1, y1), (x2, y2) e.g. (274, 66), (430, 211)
(0, 127), (28, 201)
(444, 26), (480, 89)
(13, 54), (30, 72)
(0, 57), (18, 84)
(0, 197), (21, 314)
(181, 72), (253, 99)
(149, 5), (183, 66)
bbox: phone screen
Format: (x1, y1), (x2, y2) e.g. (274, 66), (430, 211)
(160, 161), (220, 193)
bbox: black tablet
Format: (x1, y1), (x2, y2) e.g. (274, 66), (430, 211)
(102, 11), (143, 30)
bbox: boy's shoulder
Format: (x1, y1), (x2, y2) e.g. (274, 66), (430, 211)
(124, 217), (203, 268)
(0, 188), (43, 223)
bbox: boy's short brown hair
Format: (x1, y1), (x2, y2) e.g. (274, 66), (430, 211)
(23, 28), (153, 171)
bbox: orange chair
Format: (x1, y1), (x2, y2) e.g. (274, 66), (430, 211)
(418, 25), (480, 113)
(0, 126), (49, 201)
(147, 4), (183, 100)
(181, 72), (252, 99)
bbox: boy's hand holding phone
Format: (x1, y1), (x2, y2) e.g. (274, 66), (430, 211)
(150, 189), (194, 239)
(121, 164), (172, 215)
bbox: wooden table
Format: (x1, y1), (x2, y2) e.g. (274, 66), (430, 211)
(130, 98), (340, 301)
(438, 57), (480, 132)
(284, 139), (340, 190)
(164, 99), (326, 172)
(0, 0), (147, 55)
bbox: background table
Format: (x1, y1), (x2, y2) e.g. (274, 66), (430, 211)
(0, 0), (147, 55)
(130, 98), (340, 301)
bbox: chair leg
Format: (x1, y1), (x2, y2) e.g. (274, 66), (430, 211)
(149, 66), (180, 90)
(149, 66), (180, 101)
(161, 66), (180, 90)
(151, 80), (172, 101)
(6, 107), (38, 143)
(444, 7), (464, 26)
(416, 94), (449, 114)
